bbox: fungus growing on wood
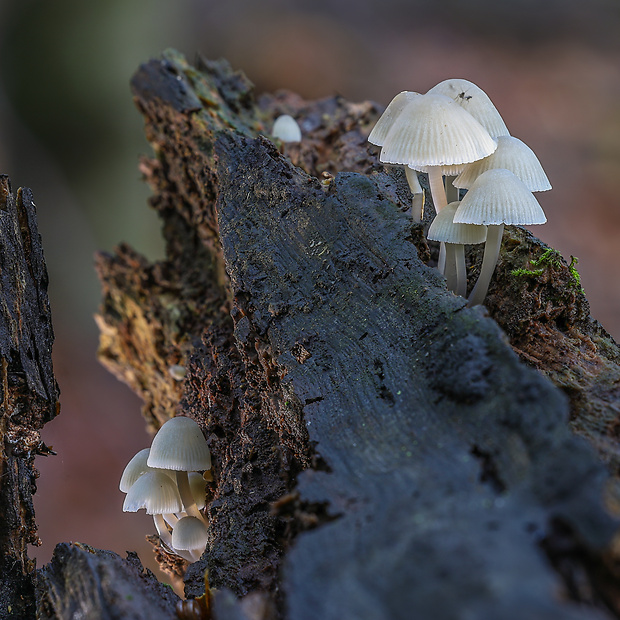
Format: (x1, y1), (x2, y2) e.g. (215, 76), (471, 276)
(454, 135), (551, 192)
(147, 416), (211, 526)
(453, 168), (547, 307)
(379, 93), (497, 215)
(427, 201), (487, 297)
(172, 516), (210, 562)
(272, 114), (302, 143)
(427, 78), (510, 139)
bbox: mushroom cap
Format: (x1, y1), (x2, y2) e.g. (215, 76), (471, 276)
(122, 471), (182, 515)
(379, 93), (497, 168)
(427, 79), (510, 138)
(119, 448), (152, 493)
(454, 135), (551, 192)
(427, 201), (488, 244)
(453, 169), (547, 226)
(147, 417), (212, 472)
(119, 448), (175, 492)
(172, 516), (209, 552)
(368, 91), (419, 147)
(272, 115), (302, 143)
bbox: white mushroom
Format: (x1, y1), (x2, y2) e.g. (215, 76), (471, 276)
(427, 201), (487, 297)
(147, 417), (211, 526)
(453, 168), (547, 306)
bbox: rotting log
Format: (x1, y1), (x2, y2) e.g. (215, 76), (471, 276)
(92, 49), (620, 619)
(0, 177), (59, 619)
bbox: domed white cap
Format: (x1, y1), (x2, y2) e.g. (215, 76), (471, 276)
(454, 135), (551, 192)
(272, 115), (302, 142)
(172, 516), (209, 552)
(453, 169), (547, 226)
(427, 201), (487, 244)
(379, 93), (497, 168)
(147, 417), (212, 472)
(368, 91), (419, 147)
(122, 471), (182, 515)
(427, 78), (510, 138)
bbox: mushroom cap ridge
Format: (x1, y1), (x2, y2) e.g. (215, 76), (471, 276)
(453, 169), (546, 226)
(379, 93), (497, 168)
(147, 416), (212, 471)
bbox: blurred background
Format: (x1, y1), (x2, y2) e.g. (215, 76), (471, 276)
(0, 0), (619, 583)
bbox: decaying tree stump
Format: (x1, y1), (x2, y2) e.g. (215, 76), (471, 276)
(92, 49), (620, 619)
(5, 48), (620, 619)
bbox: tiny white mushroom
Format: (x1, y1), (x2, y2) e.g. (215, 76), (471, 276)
(427, 78), (510, 139)
(427, 201), (487, 297)
(272, 115), (302, 143)
(147, 417), (211, 526)
(172, 516), (209, 562)
(454, 135), (551, 192)
(453, 169), (547, 307)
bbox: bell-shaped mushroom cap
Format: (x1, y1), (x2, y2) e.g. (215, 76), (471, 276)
(189, 472), (208, 510)
(122, 471), (182, 515)
(172, 516), (209, 552)
(454, 135), (551, 192)
(368, 91), (419, 147)
(427, 201), (488, 245)
(427, 79), (510, 138)
(147, 417), (212, 472)
(272, 115), (302, 143)
(453, 169), (547, 226)
(379, 93), (496, 168)
(119, 448), (151, 493)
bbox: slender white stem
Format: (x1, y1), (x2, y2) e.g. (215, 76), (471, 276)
(176, 471), (208, 526)
(163, 513), (179, 528)
(438, 243), (446, 274)
(444, 244), (457, 292)
(405, 167), (424, 222)
(153, 514), (174, 550)
(455, 244), (467, 297)
(427, 167), (447, 213)
(467, 224), (504, 307)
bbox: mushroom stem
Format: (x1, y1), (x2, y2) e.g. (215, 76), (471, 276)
(153, 514), (174, 551)
(176, 471), (208, 526)
(427, 167), (447, 213)
(405, 168), (424, 222)
(438, 244), (446, 274)
(163, 513), (179, 528)
(455, 244), (467, 297)
(467, 224), (504, 307)
(444, 244), (457, 292)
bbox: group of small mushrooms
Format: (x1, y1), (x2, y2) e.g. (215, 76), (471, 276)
(120, 416), (211, 562)
(368, 78), (551, 306)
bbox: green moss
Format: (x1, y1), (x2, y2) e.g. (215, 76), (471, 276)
(530, 248), (563, 269)
(510, 267), (545, 278)
(567, 256), (584, 292)
(510, 248), (583, 292)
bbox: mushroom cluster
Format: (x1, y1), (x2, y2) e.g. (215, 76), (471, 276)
(120, 416), (212, 562)
(369, 78), (551, 306)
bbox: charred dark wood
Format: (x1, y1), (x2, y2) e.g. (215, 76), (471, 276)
(36, 543), (180, 619)
(0, 177), (59, 619)
(93, 50), (620, 619)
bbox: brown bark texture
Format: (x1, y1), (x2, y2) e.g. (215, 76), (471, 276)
(0, 176), (58, 619)
(7, 48), (620, 619)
